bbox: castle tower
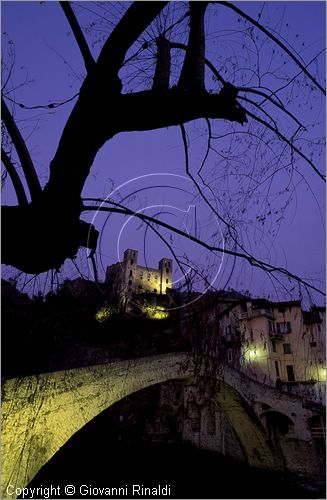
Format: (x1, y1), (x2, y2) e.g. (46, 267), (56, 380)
(123, 249), (138, 294)
(158, 257), (173, 294)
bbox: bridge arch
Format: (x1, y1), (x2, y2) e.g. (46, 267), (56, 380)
(0, 353), (287, 498)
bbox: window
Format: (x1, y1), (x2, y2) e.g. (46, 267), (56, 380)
(166, 279), (169, 284)
(166, 267), (169, 274)
(286, 365), (295, 381)
(130, 259), (134, 265)
(138, 285), (142, 290)
(147, 273), (151, 280)
(154, 275), (158, 280)
(227, 349), (233, 363)
(277, 322), (291, 334)
(226, 325), (232, 335)
(283, 343), (292, 354)
(139, 271), (143, 278)
(129, 270), (133, 276)
(271, 340), (276, 353)
(275, 361), (280, 377)
(128, 280), (132, 285)
(268, 320), (276, 334)
(153, 288), (157, 293)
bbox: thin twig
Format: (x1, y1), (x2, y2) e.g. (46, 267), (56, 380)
(216, 1), (326, 95)
(244, 107), (325, 182)
(82, 200), (325, 297)
(237, 88), (304, 129)
(1, 148), (28, 206)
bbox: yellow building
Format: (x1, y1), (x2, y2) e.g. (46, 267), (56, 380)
(105, 249), (173, 303)
(219, 299), (326, 403)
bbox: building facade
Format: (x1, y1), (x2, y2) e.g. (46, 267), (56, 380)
(179, 294), (326, 405)
(218, 299), (326, 404)
(106, 249), (173, 303)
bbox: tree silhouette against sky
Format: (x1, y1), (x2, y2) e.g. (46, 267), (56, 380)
(1, 1), (326, 300)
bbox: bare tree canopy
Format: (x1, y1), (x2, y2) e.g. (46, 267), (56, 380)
(1, 1), (326, 299)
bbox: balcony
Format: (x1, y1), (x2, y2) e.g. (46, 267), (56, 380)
(239, 308), (274, 320)
(269, 331), (285, 341)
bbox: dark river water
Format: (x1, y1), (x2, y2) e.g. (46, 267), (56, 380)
(22, 383), (324, 499)
(25, 427), (323, 499)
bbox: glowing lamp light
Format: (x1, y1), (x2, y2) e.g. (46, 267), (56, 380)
(243, 347), (264, 364)
(142, 305), (169, 320)
(318, 367), (326, 382)
(95, 306), (116, 322)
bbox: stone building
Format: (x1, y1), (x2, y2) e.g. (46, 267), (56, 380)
(105, 249), (173, 304)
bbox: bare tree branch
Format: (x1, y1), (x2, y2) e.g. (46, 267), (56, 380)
(60, 1), (95, 73)
(83, 200), (325, 297)
(170, 41), (225, 85)
(178, 2), (207, 90)
(1, 98), (42, 200)
(237, 88), (304, 129)
(216, 1), (326, 95)
(152, 35), (171, 91)
(4, 92), (79, 110)
(1, 148), (28, 206)
(99, 2), (167, 68)
(243, 107), (326, 181)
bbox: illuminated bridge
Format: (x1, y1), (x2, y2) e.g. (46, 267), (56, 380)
(1, 352), (324, 498)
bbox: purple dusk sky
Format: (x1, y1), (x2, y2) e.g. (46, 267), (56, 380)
(1, 2), (326, 304)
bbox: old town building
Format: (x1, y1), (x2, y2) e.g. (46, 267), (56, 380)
(105, 249), (173, 304)
(179, 294), (326, 405)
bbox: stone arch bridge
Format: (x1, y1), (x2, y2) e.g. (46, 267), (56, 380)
(1, 352), (323, 498)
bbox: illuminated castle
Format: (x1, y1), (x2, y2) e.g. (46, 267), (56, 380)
(105, 249), (173, 302)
